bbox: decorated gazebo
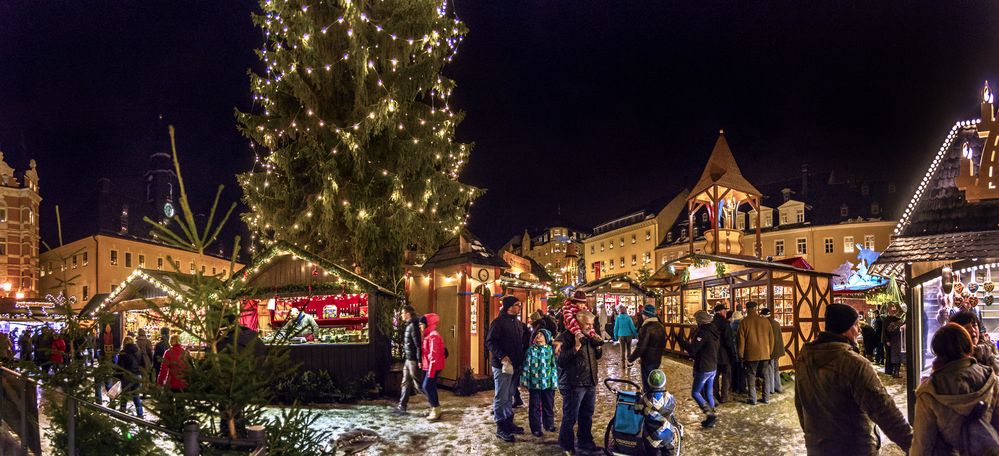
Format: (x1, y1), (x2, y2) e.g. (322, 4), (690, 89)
(646, 133), (833, 370)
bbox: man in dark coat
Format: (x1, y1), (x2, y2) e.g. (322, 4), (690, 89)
(795, 304), (911, 455)
(881, 305), (904, 378)
(396, 305), (424, 414)
(870, 309), (884, 365)
(486, 296), (527, 442)
(711, 303), (737, 403)
(628, 304), (667, 392)
(555, 310), (603, 454)
(153, 327), (170, 375)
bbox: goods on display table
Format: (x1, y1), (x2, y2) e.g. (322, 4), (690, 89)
(247, 293), (371, 344)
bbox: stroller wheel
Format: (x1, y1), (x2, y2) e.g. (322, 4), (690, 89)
(603, 417), (615, 455)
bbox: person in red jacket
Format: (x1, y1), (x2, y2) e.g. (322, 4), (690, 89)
(156, 335), (187, 391)
(420, 313), (445, 421)
(50, 333), (66, 370)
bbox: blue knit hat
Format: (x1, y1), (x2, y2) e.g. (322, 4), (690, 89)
(642, 304), (657, 317)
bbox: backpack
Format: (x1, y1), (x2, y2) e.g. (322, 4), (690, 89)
(959, 401), (999, 455)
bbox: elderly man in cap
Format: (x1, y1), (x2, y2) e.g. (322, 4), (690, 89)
(795, 304), (911, 455)
(486, 295), (527, 442)
(736, 301), (774, 405)
(628, 304), (667, 392)
(711, 303), (738, 403)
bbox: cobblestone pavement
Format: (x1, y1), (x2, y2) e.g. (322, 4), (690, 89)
(306, 343), (908, 455)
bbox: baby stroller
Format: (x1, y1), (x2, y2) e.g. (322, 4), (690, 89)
(603, 369), (683, 456)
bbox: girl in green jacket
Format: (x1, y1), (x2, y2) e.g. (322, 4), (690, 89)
(522, 328), (558, 437)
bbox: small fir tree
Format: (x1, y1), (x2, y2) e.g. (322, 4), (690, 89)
(238, 0), (481, 286)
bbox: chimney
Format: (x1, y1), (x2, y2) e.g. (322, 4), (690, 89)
(801, 164), (809, 197)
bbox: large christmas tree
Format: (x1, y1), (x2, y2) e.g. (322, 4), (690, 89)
(238, 0), (480, 285)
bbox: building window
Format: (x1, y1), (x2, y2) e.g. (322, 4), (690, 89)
(763, 212), (773, 227)
(72, 255), (78, 269)
(888, 183), (896, 193)
(201, 265), (206, 274)
(749, 214), (757, 229)
(157, 257), (164, 270)
(222, 269), (226, 277)
(702, 212), (708, 223)
(824, 238), (834, 254)
(667, 232), (673, 242)
(796, 237), (807, 255)
(645, 230), (651, 241)
(737, 214), (745, 230)
(840, 204), (848, 217)
(82, 252), (88, 266)
(125, 252), (132, 268)
(619, 238), (624, 247)
(795, 208), (804, 223)
(189, 262), (195, 274)
(631, 234), (636, 244)
(643, 252), (651, 264)
(590, 245), (594, 254)
(0, 209), (6, 223)
(110, 250), (118, 266)
(871, 202), (881, 215)
(608, 241), (613, 250)
(864, 235), (875, 250)
(138, 255), (145, 268)
(82, 286), (89, 301)
(212, 267), (217, 275)
(780, 211), (788, 225)
(844, 236), (855, 253)
(775, 240), (785, 257)
(609, 261), (615, 270)
(680, 228), (687, 239)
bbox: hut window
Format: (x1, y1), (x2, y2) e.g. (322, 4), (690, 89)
(774, 240), (785, 257)
(844, 236), (855, 253)
(796, 237), (807, 255)
(664, 295), (680, 324)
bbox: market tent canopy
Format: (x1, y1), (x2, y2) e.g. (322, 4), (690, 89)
(230, 241), (399, 299)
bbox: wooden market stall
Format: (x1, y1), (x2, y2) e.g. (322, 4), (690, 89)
(871, 82), (999, 419)
(645, 132), (833, 370)
(233, 242), (399, 384)
(576, 274), (656, 338)
(405, 230), (549, 388)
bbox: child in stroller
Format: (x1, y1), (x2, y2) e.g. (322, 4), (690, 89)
(603, 369), (683, 456)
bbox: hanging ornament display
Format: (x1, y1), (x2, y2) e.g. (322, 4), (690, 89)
(986, 295), (995, 306)
(962, 290), (971, 299)
(969, 281), (980, 293)
(954, 282), (965, 295)
(986, 281), (996, 293)
(954, 295), (965, 307)
(969, 295), (980, 307)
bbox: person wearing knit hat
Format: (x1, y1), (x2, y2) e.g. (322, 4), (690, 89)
(487, 295), (527, 441)
(794, 303), (912, 454)
(678, 310), (721, 428)
(628, 303), (667, 392)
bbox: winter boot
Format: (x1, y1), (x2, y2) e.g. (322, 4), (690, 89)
(701, 408), (717, 428)
(496, 419), (516, 442)
(508, 419), (526, 435)
(427, 407), (441, 421)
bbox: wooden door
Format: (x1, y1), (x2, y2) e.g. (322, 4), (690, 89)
(436, 286), (460, 381)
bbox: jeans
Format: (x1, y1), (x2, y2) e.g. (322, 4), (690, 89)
(691, 370), (716, 409)
(744, 360), (771, 403)
(120, 383), (144, 418)
(620, 337), (632, 365)
(640, 362), (659, 393)
(492, 367), (514, 424)
(559, 386), (596, 451)
(714, 363), (731, 402)
(422, 373), (439, 407)
(769, 358), (782, 393)
(399, 359), (423, 408)
(528, 389), (555, 433)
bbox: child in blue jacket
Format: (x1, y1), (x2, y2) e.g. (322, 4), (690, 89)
(521, 328), (558, 437)
(614, 305), (638, 366)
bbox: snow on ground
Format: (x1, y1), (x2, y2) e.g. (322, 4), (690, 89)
(301, 344), (908, 455)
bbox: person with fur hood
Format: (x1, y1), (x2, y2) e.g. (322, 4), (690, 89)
(420, 314), (446, 422)
(912, 323), (999, 455)
(522, 328), (558, 437)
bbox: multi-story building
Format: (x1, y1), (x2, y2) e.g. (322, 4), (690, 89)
(656, 163), (900, 275)
(501, 224), (590, 285)
(582, 190), (688, 282)
(0, 153), (41, 298)
(39, 233), (243, 310)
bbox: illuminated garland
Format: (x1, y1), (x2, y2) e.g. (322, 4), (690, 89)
(231, 243), (381, 296)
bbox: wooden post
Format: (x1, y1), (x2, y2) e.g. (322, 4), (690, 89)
(183, 420), (200, 456)
(688, 200), (695, 256)
(247, 425), (267, 454)
(904, 263), (918, 421)
(67, 397), (76, 456)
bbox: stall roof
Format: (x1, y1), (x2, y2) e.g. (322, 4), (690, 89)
(526, 256), (555, 283)
(646, 253), (832, 288)
(420, 229), (509, 270)
(577, 274), (653, 297)
(233, 241), (399, 298)
(689, 132), (762, 202)
(77, 293), (109, 318)
(0, 298), (68, 319)
(877, 230), (999, 265)
(86, 269), (220, 317)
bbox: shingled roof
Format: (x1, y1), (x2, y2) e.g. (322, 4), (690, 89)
(422, 229), (510, 270)
(689, 132), (762, 203)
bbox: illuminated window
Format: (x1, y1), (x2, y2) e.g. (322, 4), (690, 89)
(796, 237), (807, 255)
(609, 261), (615, 270)
(645, 230), (651, 241)
(72, 255), (78, 269)
(702, 213), (708, 223)
(619, 238), (624, 247)
(189, 262), (195, 274)
(590, 245), (595, 254)
(824, 238), (834, 254)
(0, 209), (6, 223)
(795, 208), (804, 223)
(775, 240), (785, 257)
(601, 242), (606, 251)
(110, 250), (118, 266)
(619, 257), (624, 268)
(864, 235), (875, 250)
(125, 252), (132, 268)
(643, 252), (651, 264)
(609, 241), (613, 250)
(844, 236), (855, 253)
(82, 285), (89, 301)
(667, 232), (673, 242)
(631, 234), (636, 244)
(157, 257), (164, 270)
(781, 212), (788, 225)
(631, 254), (637, 266)
(681, 228), (687, 239)
(82, 252), (88, 266)
(138, 255), (145, 268)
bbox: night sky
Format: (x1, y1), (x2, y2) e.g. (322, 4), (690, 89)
(2, 1), (998, 251)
